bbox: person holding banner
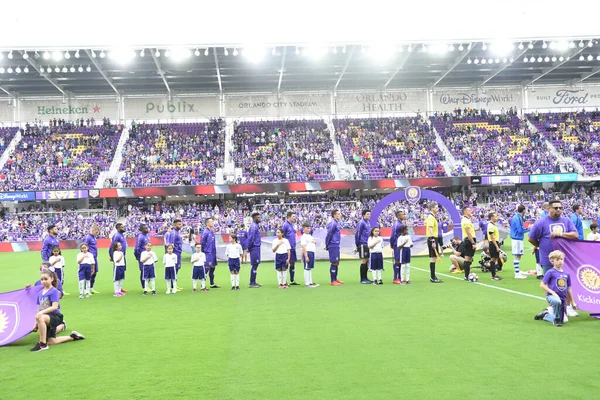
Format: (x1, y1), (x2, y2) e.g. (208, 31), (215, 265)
(30, 269), (85, 352)
(528, 200), (578, 276)
(425, 203), (443, 283)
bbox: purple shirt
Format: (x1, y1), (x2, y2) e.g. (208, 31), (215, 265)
(41, 235), (59, 261)
(325, 220), (341, 248)
(529, 216), (576, 266)
(37, 287), (61, 314)
(542, 268), (571, 300)
(282, 221), (297, 247)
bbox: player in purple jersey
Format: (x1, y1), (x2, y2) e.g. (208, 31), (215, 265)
(41, 224), (60, 262)
(109, 223), (128, 293)
(282, 211), (300, 285)
(134, 224), (151, 290)
(82, 225), (100, 294)
(534, 250), (577, 326)
(528, 200), (578, 276)
(30, 269), (85, 352)
(355, 209), (372, 284)
(201, 217), (219, 288)
(165, 219), (184, 292)
(390, 210), (406, 284)
(325, 209), (343, 285)
(247, 213), (263, 288)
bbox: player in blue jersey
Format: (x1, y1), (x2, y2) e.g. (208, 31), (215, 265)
(109, 223), (128, 293)
(247, 213), (263, 288)
(201, 217), (219, 288)
(134, 224), (151, 290)
(325, 209), (343, 285)
(390, 210), (406, 284)
(41, 224), (60, 262)
(355, 209), (372, 284)
(82, 225), (100, 294)
(282, 211), (300, 285)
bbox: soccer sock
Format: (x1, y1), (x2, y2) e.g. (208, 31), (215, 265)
(289, 265), (295, 282)
(405, 264), (411, 281)
(376, 270), (381, 281)
(330, 265), (337, 282)
(250, 266), (258, 284)
(166, 279), (172, 291)
(85, 280), (91, 294)
(201, 279), (206, 289)
(235, 274), (240, 286)
(304, 269), (311, 285)
(150, 279), (156, 291)
(193, 279), (197, 290)
(371, 270), (377, 281)
(230, 274), (236, 287)
(464, 261), (472, 279)
(282, 270), (288, 285)
(490, 262), (497, 277)
(114, 281), (119, 293)
(429, 262), (436, 280)
(360, 263), (368, 280)
(514, 259), (521, 274)
(277, 270), (283, 285)
(536, 263), (543, 276)
(144, 280), (149, 291)
(78, 280), (84, 295)
(309, 270), (313, 284)
(209, 269), (215, 285)
(393, 263), (400, 280)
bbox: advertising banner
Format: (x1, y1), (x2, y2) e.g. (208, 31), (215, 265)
(225, 93), (331, 117)
(527, 87), (600, 109)
(482, 175), (530, 185)
(20, 99), (119, 122)
(0, 192), (36, 201)
(432, 88), (522, 112)
(335, 90), (426, 115)
(35, 190), (88, 200)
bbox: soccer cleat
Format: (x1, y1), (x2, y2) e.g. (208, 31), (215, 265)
(335, 280), (344, 284)
(393, 279), (401, 284)
(113, 292), (121, 297)
(378, 280), (383, 285)
(192, 288), (197, 293)
(451, 269), (463, 274)
(176, 287), (183, 292)
(289, 281), (300, 286)
(330, 281), (343, 286)
(464, 277), (470, 281)
(78, 295), (84, 299)
(121, 288), (128, 293)
(491, 276), (504, 281)
(360, 280), (371, 285)
(430, 278), (444, 283)
(310, 283), (320, 287)
(166, 290), (171, 295)
(201, 288), (208, 292)
(405, 280), (412, 284)
(553, 319), (562, 327)
(70, 331), (85, 341)
(85, 293), (91, 298)
(255, 282), (263, 287)
(248, 283), (261, 288)
(536, 275), (544, 280)
(210, 285), (221, 289)
(90, 289), (100, 294)
(372, 281), (378, 285)
(534, 309), (549, 320)
(152, 291), (157, 295)
(62, 291), (70, 296)
(30, 342), (49, 352)
(514, 273), (528, 279)
(236, 286), (240, 291)
(283, 283), (289, 288)
(278, 284), (284, 289)
(143, 291), (148, 296)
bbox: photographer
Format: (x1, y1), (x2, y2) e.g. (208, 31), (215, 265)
(447, 236), (465, 273)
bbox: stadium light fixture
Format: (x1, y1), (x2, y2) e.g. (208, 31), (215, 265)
(421, 44), (427, 52)
(488, 58), (493, 64)
(481, 43), (487, 51)
(204, 48), (209, 56)
(579, 41), (585, 48)
(52, 50), (63, 61)
(448, 44), (455, 52)
(62, 66), (67, 73)
(559, 56), (564, 61)
(494, 58), (500, 63)
(164, 49), (170, 57)
(332, 46), (337, 54)
(7, 51), (13, 59)
(537, 56), (542, 62)
(542, 41), (548, 49)
(233, 48), (238, 56)
(225, 48), (229, 56)
(78, 65), (83, 72)
(295, 46), (300, 55)
(54, 66), (60, 73)
(473, 57), (479, 64)
(588, 41), (594, 47)
(523, 56), (528, 63)
(467, 58), (472, 64)
(551, 56), (557, 62)
(140, 49), (145, 57)
(579, 54), (585, 61)
(15, 66), (21, 73)
(69, 66), (75, 72)
(588, 54), (593, 61)
(407, 44), (412, 52)
(22, 51), (29, 59)
(86, 65), (91, 72)
(23, 66), (29, 73)
(458, 43), (464, 51)
(342, 45), (346, 54)
(481, 58), (486, 64)
(75, 50), (80, 58)
(6, 67), (13, 73)
(155, 49), (161, 57)
(528, 43), (534, 49)
(271, 47), (276, 56)
(544, 56), (550, 62)
(100, 50), (106, 58)
(570, 41), (576, 48)
(518, 42), (524, 50)
(0, 67), (4, 74)
(194, 49), (200, 56)
(467, 43), (472, 50)
(503, 57), (507, 63)
(64, 51), (71, 59)
(40, 66), (45, 73)
(43, 51), (50, 59)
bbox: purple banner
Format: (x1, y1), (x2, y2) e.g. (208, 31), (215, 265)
(36, 190), (88, 200)
(481, 175), (529, 185)
(0, 286), (43, 346)
(553, 238), (600, 313)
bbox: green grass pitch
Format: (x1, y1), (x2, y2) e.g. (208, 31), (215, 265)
(1, 238), (599, 400)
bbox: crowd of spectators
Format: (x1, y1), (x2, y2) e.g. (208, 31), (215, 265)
(334, 116), (445, 179)
(119, 120), (225, 187)
(232, 119), (334, 183)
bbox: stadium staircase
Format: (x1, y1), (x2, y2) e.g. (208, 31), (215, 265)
(525, 120), (584, 174)
(94, 127), (130, 188)
(0, 129), (21, 170)
(327, 119), (357, 180)
(431, 125), (471, 176)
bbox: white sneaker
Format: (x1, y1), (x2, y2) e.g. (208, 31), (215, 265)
(514, 273), (528, 279)
(165, 290), (171, 295)
(567, 306), (579, 317)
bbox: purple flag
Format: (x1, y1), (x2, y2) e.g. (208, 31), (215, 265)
(553, 238), (600, 313)
(0, 286), (43, 346)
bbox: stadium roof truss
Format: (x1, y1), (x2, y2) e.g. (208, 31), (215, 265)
(0, 41), (599, 98)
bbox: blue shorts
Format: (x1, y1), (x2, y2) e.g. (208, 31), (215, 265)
(204, 253), (218, 267)
(78, 264), (92, 281)
(289, 248), (297, 263)
(113, 266), (126, 281)
(370, 253), (384, 270)
(164, 266), (177, 280)
(303, 252), (315, 270)
(328, 247), (340, 264)
(401, 247), (412, 264)
(393, 247), (401, 262)
(142, 265), (156, 280)
(228, 258), (241, 272)
(250, 248), (261, 266)
(192, 266), (206, 280)
(274, 253), (288, 270)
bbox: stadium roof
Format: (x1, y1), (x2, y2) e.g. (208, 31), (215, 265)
(1, 41), (600, 98)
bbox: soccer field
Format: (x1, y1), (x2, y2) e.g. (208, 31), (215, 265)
(1, 239), (599, 400)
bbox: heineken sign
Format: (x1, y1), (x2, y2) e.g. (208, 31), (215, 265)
(37, 105), (101, 115)
(20, 100), (118, 120)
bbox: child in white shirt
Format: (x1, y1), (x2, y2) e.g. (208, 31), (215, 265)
(140, 242), (158, 295)
(76, 243), (96, 299)
(225, 235), (244, 290)
(368, 227), (384, 285)
(300, 223), (319, 287)
(112, 242), (126, 297)
(163, 244), (178, 294)
(397, 226), (414, 284)
(191, 244), (207, 292)
(272, 228), (291, 288)
(49, 246), (68, 295)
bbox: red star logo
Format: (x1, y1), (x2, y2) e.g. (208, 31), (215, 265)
(93, 105), (100, 113)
